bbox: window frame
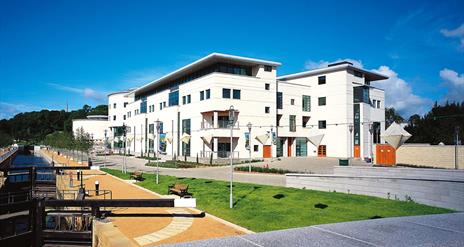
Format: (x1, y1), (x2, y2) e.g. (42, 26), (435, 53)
(318, 120), (327, 129)
(318, 76), (326, 85)
(222, 88), (231, 98)
(232, 89), (241, 99)
(318, 97), (326, 106)
(265, 106), (270, 114)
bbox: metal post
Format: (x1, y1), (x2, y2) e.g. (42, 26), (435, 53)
(155, 119), (161, 184)
(456, 126), (460, 170)
(229, 106), (235, 209)
(247, 122), (252, 173)
(369, 123), (373, 163)
(104, 129), (107, 168)
(349, 124), (354, 159)
(122, 124), (127, 174)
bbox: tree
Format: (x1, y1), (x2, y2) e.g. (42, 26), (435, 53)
(385, 107), (404, 128)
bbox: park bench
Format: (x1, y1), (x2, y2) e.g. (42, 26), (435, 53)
(168, 183), (190, 197)
(130, 171), (144, 181)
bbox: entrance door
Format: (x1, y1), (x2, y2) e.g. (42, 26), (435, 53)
(287, 138), (293, 157)
(218, 143), (230, 158)
(263, 145), (272, 158)
(317, 145), (326, 157)
(354, 145), (360, 158)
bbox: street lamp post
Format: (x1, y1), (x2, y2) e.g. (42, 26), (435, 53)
(368, 123), (373, 164)
(122, 124), (127, 173)
(155, 119), (161, 184)
(104, 129), (108, 168)
(455, 126), (460, 170)
(247, 122), (252, 173)
(348, 124), (354, 159)
(228, 105), (235, 209)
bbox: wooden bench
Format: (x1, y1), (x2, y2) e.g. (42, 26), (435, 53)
(168, 183), (189, 197)
(130, 171), (143, 181)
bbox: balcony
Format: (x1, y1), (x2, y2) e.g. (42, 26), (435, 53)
(201, 120), (240, 129)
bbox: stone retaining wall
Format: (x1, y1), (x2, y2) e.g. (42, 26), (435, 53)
(286, 167), (464, 211)
(396, 144), (464, 169)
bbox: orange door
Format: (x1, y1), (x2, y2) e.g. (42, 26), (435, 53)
(263, 145), (272, 158)
(287, 138), (293, 157)
(317, 145), (326, 157)
(376, 144), (396, 166)
(354, 145), (360, 158)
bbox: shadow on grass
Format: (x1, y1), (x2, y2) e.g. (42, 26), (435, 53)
(233, 186), (262, 207)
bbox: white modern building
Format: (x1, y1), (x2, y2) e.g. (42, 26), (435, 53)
(106, 53), (387, 162)
(72, 115), (110, 144)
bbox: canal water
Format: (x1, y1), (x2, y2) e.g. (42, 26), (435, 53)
(10, 153), (54, 182)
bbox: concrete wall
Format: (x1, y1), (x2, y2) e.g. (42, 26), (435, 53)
(286, 167), (464, 211)
(396, 144), (464, 169)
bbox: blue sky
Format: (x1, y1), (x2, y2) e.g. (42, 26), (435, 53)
(1, 0), (463, 119)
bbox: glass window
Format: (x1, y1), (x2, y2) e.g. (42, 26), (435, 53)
(159, 103), (163, 110)
(373, 122), (381, 143)
(163, 102), (166, 107)
(318, 76), (326, 85)
(233, 89), (241, 99)
(377, 100), (381, 108)
(291, 99), (295, 105)
(200, 91), (204, 101)
(124, 102), (128, 108)
(265, 83), (270, 90)
(187, 94), (191, 104)
(318, 97), (326, 106)
(289, 115), (296, 132)
(277, 92), (283, 109)
(113, 103), (116, 108)
(318, 120), (326, 129)
(149, 124), (154, 134)
(302, 95), (311, 112)
(264, 65), (272, 72)
(123, 115), (126, 120)
(265, 106), (270, 113)
(254, 145), (259, 152)
(140, 98), (147, 113)
(113, 115), (116, 120)
(169, 90), (179, 106)
(222, 88), (231, 98)
(182, 96), (186, 105)
(296, 137), (307, 156)
(206, 89), (211, 99)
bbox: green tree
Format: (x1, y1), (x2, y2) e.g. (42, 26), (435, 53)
(385, 107), (404, 128)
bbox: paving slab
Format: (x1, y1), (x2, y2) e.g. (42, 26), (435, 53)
(160, 213), (464, 247)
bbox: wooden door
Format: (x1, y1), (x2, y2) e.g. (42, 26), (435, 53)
(375, 144), (396, 166)
(263, 145), (272, 158)
(354, 145), (360, 158)
(317, 145), (326, 157)
(287, 138), (293, 157)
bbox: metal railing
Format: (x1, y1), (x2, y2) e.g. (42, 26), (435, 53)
(201, 120), (240, 129)
(0, 147), (18, 163)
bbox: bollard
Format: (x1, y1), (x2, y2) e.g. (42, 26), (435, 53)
(95, 181), (100, 196)
(69, 172), (73, 188)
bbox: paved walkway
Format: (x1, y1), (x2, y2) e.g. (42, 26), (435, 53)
(161, 212), (464, 247)
(94, 155), (286, 186)
(41, 150), (248, 246)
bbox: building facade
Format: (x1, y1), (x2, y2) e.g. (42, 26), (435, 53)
(106, 53), (387, 162)
(72, 115), (110, 149)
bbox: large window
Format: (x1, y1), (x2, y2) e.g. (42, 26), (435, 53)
(182, 119), (191, 156)
(264, 65), (272, 72)
(140, 97), (147, 113)
(206, 89), (211, 99)
(289, 115), (296, 132)
(318, 97), (326, 106)
(318, 76), (326, 85)
(233, 89), (241, 99)
(296, 137), (307, 156)
(354, 86), (370, 104)
(277, 92), (283, 109)
(168, 90), (179, 106)
(318, 120), (327, 129)
(302, 95), (311, 112)
(373, 122), (381, 144)
(222, 88), (231, 98)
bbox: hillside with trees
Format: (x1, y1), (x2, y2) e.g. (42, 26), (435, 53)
(0, 104), (107, 147)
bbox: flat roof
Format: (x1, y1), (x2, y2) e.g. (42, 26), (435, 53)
(278, 63), (388, 81)
(133, 53), (281, 96)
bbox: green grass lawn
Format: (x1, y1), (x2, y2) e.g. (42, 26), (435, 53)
(102, 168), (453, 232)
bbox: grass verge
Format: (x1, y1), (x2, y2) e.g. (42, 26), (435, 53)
(102, 168), (453, 232)
(234, 166), (300, 174)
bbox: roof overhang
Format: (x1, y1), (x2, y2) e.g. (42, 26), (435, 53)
(278, 64), (388, 82)
(134, 53), (281, 96)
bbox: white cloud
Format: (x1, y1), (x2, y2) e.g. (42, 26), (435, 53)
(47, 83), (106, 102)
(371, 66), (431, 117)
(305, 59), (363, 70)
(439, 68), (464, 102)
(441, 23), (464, 49)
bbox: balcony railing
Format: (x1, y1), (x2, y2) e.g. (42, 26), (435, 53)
(201, 120), (239, 129)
